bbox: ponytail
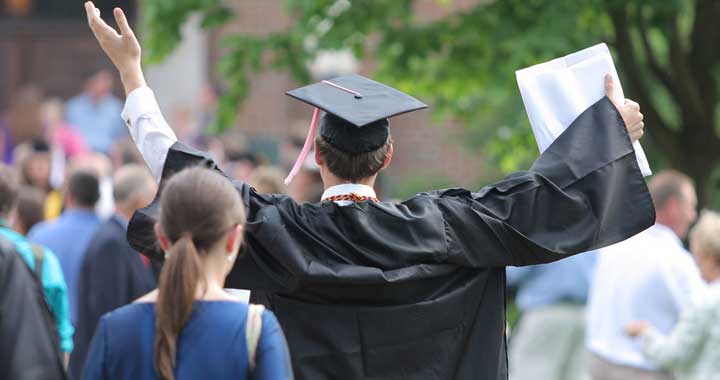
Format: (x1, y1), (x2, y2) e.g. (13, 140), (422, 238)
(153, 235), (204, 380)
(152, 167), (246, 379)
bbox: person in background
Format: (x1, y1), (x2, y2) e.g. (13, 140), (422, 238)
(82, 167), (293, 380)
(624, 210), (720, 380)
(70, 164), (157, 379)
(250, 165), (287, 194)
(0, 164), (74, 361)
(4, 85), (45, 161)
(11, 186), (46, 235)
(15, 139), (53, 194)
(221, 129), (258, 182)
(69, 153), (115, 219)
(286, 162), (323, 204)
(109, 137), (144, 169)
(65, 70), (126, 154)
(0, 228), (67, 380)
(506, 251), (597, 380)
(587, 169), (706, 380)
(42, 98), (89, 159)
(28, 169), (102, 326)
(0, 116), (12, 163)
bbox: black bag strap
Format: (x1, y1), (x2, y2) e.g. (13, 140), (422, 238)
(30, 243), (44, 283)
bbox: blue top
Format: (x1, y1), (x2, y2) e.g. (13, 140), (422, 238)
(28, 209), (101, 323)
(83, 301), (294, 380)
(65, 93), (126, 153)
(0, 225), (74, 352)
(506, 250), (598, 311)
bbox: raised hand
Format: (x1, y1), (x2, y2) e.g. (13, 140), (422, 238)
(605, 74), (644, 142)
(84, 1), (146, 94)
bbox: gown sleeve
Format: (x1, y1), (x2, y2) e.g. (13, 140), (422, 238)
(440, 96), (654, 267)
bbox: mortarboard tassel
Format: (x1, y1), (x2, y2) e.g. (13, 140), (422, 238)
(284, 107), (321, 185)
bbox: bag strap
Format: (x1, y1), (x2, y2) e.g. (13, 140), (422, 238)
(246, 304), (265, 372)
(30, 243), (44, 283)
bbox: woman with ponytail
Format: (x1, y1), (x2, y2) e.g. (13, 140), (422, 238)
(82, 167), (293, 380)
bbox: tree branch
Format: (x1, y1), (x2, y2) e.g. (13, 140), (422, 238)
(607, 8), (680, 162)
(668, 21), (711, 127)
(636, 14), (675, 94)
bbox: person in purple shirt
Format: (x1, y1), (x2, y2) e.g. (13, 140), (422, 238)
(28, 169), (102, 325)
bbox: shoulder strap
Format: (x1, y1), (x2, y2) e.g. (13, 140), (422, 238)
(29, 243), (44, 283)
(246, 304), (265, 372)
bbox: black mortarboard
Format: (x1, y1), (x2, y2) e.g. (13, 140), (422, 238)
(283, 74), (428, 184)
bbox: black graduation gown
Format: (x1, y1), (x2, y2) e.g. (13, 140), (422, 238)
(0, 235), (67, 380)
(128, 97), (655, 380)
(69, 217), (157, 379)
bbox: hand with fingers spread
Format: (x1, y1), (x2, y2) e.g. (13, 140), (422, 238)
(84, 1), (146, 95)
(605, 74), (645, 142)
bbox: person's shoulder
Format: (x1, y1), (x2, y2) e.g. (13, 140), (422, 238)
(64, 94), (86, 108)
(27, 220), (53, 240)
(104, 95), (123, 109)
(260, 307), (280, 329)
(90, 219), (125, 242)
(100, 302), (154, 329)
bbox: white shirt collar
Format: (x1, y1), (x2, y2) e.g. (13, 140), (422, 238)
(321, 183), (377, 203)
(648, 223), (683, 247)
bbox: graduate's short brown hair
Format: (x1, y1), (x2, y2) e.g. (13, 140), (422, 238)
(315, 135), (392, 183)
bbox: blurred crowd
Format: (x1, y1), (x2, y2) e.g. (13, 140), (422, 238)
(507, 170), (720, 380)
(2, 68), (720, 380)
(0, 69), (323, 379)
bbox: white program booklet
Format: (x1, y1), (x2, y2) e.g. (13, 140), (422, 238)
(515, 43), (652, 176)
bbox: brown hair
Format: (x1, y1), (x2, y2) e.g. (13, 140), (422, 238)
(154, 167), (245, 380)
(15, 186), (46, 234)
(0, 163), (19, 218)
(315, 135), (393, 182)
(648, 169), (695, 210)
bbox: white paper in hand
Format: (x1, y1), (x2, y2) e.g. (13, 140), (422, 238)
(515, 43), (651, 176)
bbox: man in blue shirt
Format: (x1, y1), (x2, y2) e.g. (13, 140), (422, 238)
(65, 70), (126, 153)
(506, 252), (598, 380)
(29, 169), (102, 325)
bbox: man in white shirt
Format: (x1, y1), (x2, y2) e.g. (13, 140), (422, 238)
(586, 170), (706, 380)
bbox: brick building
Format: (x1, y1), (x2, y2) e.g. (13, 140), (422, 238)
(0, 0), (494, 197)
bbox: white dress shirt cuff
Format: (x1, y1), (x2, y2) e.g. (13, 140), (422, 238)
(121, 86), (178, 182)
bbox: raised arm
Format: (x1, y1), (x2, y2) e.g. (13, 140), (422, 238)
(444, 77), (652, 268)
(85, 2), (177, 181)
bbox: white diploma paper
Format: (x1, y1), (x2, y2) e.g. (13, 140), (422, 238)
(515, 43), (651, 176)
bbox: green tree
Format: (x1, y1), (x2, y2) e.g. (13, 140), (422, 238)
(142, 0), (720, 206)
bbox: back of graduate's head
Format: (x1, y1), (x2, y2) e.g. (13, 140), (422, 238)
(153, 167), (245, 380)
(314, 132), (394, 184)
(648, 169), (697, 239)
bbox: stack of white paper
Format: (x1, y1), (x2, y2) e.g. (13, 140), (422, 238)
(516, 43), (652, 176)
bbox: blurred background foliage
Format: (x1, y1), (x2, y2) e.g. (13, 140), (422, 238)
(141, 0), (720, 206)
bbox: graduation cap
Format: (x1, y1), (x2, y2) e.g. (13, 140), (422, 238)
(284, 74), (428, 184)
